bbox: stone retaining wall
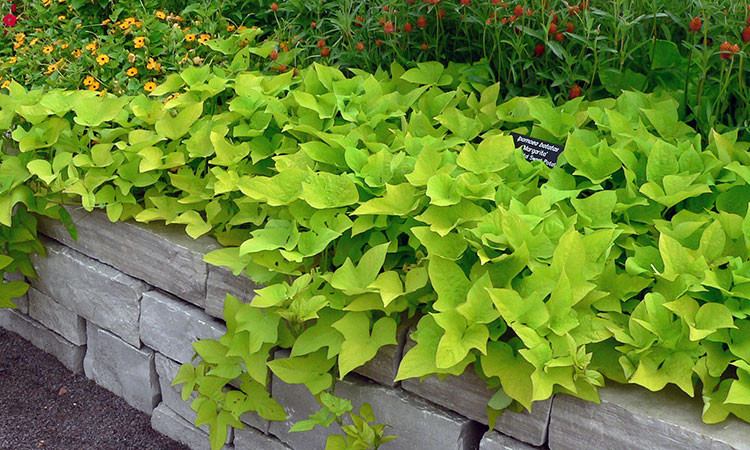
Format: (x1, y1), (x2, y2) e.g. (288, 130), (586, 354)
(2, 207), (749, 450)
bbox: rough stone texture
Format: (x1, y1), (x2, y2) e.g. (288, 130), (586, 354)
(401, 338), (551, 446)
(141, 291), (227, 364)
(205, 265), (257, 319)
(30, 237), (146, 347)
(267, 375), (343, 448)
(0, 309), (85, 373)
(270, 374), (484, 450)
(336, 376), (486, 450)
(36, 206), (219, 307)
(480, 431), (540, 450)
(151, 403), (233, 450)
(234, 427), (291, 450)
(354, 322), (411, 387)
(84, 322), (160, 414)
(155, 353), (266, 436)
(28, 288), (87, 346)
(3, 271), (28, 314)
(549, 383), (750, 450)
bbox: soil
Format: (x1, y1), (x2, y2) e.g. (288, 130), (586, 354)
(0, 328), (188, 450)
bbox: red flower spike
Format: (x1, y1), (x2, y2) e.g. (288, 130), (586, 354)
(376, 39), (383, 46)
(570, 85), (582, 99)
(417, 16), (427, 28)
(534, 43), (545, 56)
(356, 42), (364, 51)
(566, 22), (574, 32)
(404, 22), (413, 32)
(743, 26), (750, 43)
(689, 17), (702, 33)
(549, 23), (557, 34)
(384, 21), (394, 34)
(320, 47), (330, 57)
(514, 5), (523, 16)
(555, 32), (564, 41)
(317, 39), (326, 48)
(421, 43), (428, 50)
(269, 50), (278, 60)
(270, 2), (278, 11)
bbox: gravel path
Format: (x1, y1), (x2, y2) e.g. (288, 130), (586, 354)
(0, 328), (188, 450)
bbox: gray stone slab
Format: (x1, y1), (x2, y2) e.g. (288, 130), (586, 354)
(84, 322), (160, 414)
(205, 265), (258, 319)
(234, 427), (290, 450)
(3, 271), (28, 314)
(336, 376), (485, 450)
(269, 374), (484, 450)
(141, 291), (227, 364)
(0, 309), (85, 373)
(267, 375), (342, 448)
(480, 431), (540, 450)
(155, 353), (269, 435)
(401, 338), (551, 446)
(151, 403), (233, 450)
(28, 288), (86, 346)
(354, 322), (410, 387)
(30, 238), (146, 347)
(36, 206), (219, 307)
(549, 383), (750, 450)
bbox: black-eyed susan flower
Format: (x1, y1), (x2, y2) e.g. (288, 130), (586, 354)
(185, 33), (195, 42)
(71, 49), (81, 58)
(58, 15), (65, 21)
(227, 25), (236, 32)
(96, 54), (110, 65)
(61, 43), (69, 49)
(144, 81), (157, 92)
(126, 67), (138, 77)
(43, 45), (54, 54)
(155, 11), (166, 20)
(89, 81), (100, 91)
(8, 57), (17, 64)
(134, 37), (146, 48)
(198, 33), (210, 43)
(83, 75), (95, 86)
(85, 42), (97, 52)
(13, 41), (22, 50)
(29, 38), (39, 46)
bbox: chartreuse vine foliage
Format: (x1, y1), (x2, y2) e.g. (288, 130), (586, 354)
(2, 60), (750, 449)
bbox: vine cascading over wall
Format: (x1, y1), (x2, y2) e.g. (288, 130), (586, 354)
(2, 61), (750, 450)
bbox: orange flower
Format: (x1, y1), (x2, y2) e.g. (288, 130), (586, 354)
(227, 25), (236, 32)
(127, 67), (138, 77)
(61, 43), (69, 49)
(8, 57), (17, 64)
(198, 33), (210, 43)
(134, 36), (146, 48)
(144, 81), (157, 92)
(89, 81), (100, 91)
(155, 11), (166, 20)
(86, 42), (97, 52)
(185, 33), (195, 42)
(96, 54), (110, 65)
(57, 15), (65, 21)
(13, 41), (22, 50)
(71, 49), (82, 58)
(43, 45), (54, 54)
(83, 75), (95, 86)
(1, 80), (11, 89)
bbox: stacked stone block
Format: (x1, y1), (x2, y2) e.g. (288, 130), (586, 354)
(0, 207), (747, 450)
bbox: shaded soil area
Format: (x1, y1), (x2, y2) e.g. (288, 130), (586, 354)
(0, 328), (188, 450)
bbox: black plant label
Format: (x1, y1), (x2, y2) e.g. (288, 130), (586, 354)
(510, 132), (565, 168)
